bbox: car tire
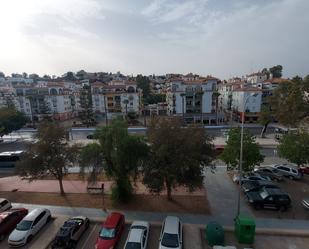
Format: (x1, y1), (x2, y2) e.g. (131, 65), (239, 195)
(86, 220), (90, 229)
(46, 215), (51, 224)
(27, 235), (33, 243)
(254, 204), (262, 210)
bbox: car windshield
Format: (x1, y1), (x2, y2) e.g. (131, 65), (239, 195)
(99, 227), (116, 239)
(125, 242), (142, 249)
(161, 233), (179, 248)
(16, 220), (32, 231)
(259, 190), (269, 199)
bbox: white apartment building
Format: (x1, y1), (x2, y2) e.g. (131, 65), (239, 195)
(166, 76), (224, 124)
(231, 88), (262, 122)
(91, 81), (141, 119)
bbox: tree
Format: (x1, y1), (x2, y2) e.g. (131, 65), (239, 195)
(136, 75), (151, 100)
(0, 71), (5, 78)
(79, 143), (104, 184)
(277, 131), (309, 167)
(145, 94), (166, 105)
(95, 119), (148, 202)
(63, 72), (76, 81)
(269, 65), (283, 78)
(143, 117), (214, 200)
(16, 122), (80, 195)
(79, 85), (95, 126)
(261, 68), (270, 79)
(220, 128), (264, 172)
(270, 77), (308, 126)
(259, 105), (273, 138)
(0, 107), (28, 137)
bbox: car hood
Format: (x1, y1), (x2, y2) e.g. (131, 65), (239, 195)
(9, 229), (28, 241)
(96, 238), (115, 249)
(246, 191), (263, 201)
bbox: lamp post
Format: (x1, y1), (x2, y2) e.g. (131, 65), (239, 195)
(236, 92), (258, 217)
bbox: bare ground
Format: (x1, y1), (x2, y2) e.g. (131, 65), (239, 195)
(0, 191), (211, 214)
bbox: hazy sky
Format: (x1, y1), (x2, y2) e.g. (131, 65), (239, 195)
(0, 0), (308, 79)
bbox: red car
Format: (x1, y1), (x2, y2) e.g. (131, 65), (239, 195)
(300, 165), (309, 174)
(0, 208), (28, 241)
(95, 212), (125, 249)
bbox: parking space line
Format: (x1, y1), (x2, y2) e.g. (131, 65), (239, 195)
(80, 223), (98, 249)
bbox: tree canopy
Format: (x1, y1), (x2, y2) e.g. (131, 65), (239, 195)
(270, 76), (309, 126)
(16, 122), (79, 195)
(220, 128), (264, 172)
(0, 107), (28, 137)
(79, 85), (95, 126)
(143, 117), (214, 199)
(136, 74), (151, 100)
(277, 131), (309, 166)
(95, 119), (149, 202)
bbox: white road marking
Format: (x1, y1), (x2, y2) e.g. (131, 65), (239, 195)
(80, 223), (98, 249)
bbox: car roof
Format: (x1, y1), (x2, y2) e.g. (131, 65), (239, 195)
(103, 212), (123, 228)
(164, 216), (180, 234)
(24, 208), (47, 221)
(127, 228), (144, 243)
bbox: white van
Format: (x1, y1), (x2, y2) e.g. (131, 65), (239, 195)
(8, 208), (51, 247)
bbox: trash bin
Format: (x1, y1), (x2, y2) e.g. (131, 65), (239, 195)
(205, 222), (225, 246)
(234, 215), (255, 244)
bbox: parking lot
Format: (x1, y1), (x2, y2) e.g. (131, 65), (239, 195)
(236, 173), (309, 219)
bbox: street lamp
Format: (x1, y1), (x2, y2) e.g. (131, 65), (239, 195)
(236, 92), (258, 217)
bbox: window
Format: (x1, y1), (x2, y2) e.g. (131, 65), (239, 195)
(0, 199), (8, 207)
(99, 227), (115, 239)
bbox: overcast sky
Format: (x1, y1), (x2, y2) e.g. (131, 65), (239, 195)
(0, 0), (308, 79)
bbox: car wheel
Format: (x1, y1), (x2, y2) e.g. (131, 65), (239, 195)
(86, 220), (90, 229)
(46, 215), (51, 224)
(254, 204), (262, 210)
(27, 235), (33, 243)
(288, 175), (294, 180)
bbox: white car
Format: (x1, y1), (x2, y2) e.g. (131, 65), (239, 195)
(0, 198), (12, 212)
(124, 221), (149, 249)
(159, 216), (183, 249)
(8, 208), (51, 247)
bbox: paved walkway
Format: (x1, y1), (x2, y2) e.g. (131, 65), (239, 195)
(203, 165), (253, 223)
(11, 202), (309, 232)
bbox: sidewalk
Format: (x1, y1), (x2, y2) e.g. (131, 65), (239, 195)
(11, 202), (309, 232)
(213, 136), (279, 146)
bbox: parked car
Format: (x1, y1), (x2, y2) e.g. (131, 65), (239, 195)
(300, 164), (309, 175)
(124, 221), (150, 249)
(95, 212), (125, 249)
(51, 216), (90, 249)
(241, 180), (279, 193)
(254, 166), (284, 181)
(0, 198), (12, 212)
(233, 172), (271, 184)
(301, 198), (309, 209)
(246, 187), (291, 211)
(0, 208), (28, 241)
(273, 164), (303, 180)
(8, 208), (51, 247)
(159, 216), (183, 249)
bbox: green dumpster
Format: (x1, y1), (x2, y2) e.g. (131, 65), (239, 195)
(234, 214), (255, 244)
(205, 222), (225, 246)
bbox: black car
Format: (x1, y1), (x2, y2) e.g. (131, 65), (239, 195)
(51, 216), (89, 249)
(246, 187), (291, 211)
(242, 180), (279, 193)
(254, 167), (284, 181)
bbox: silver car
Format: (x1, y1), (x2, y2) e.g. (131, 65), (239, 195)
(273, 164), (303, 180)
(159, 216), (183, 249)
